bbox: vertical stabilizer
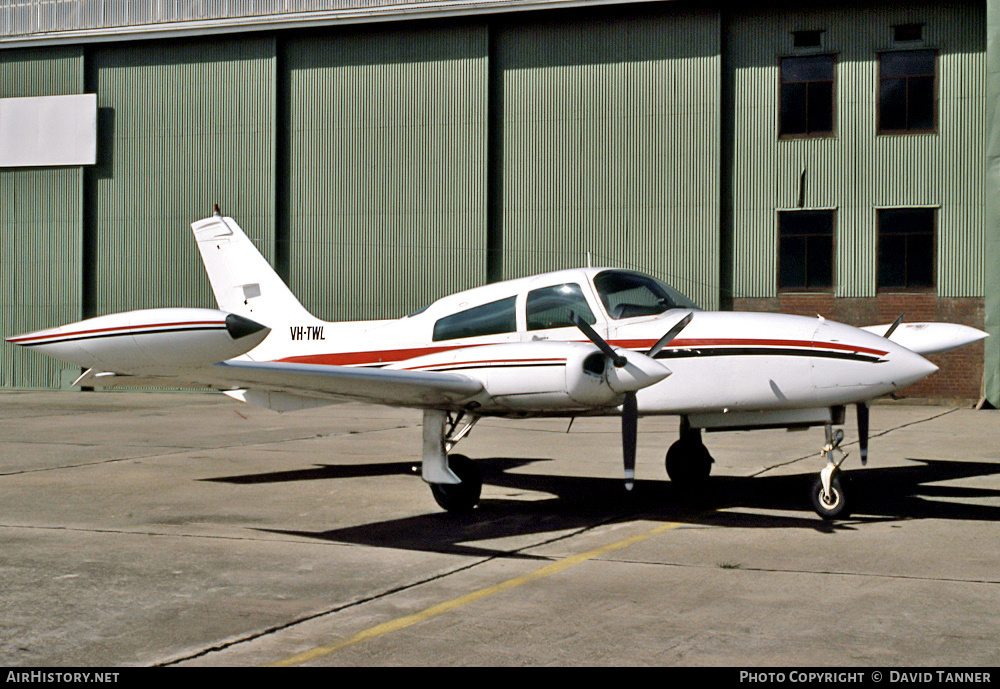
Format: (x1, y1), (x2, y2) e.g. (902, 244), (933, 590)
(191, 213), (315, 327)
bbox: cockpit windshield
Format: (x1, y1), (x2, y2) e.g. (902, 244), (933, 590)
(592, 270), (700, 320)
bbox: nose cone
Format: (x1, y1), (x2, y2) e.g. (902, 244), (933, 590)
(890, 346), (939, 388)
(606, 350), (672, 393)
(811, 319), (940, 398)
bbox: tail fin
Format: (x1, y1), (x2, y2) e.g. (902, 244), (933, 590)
(191, 213), (315, 327)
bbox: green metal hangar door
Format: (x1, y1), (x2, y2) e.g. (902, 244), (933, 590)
(0, 0), (997, 406)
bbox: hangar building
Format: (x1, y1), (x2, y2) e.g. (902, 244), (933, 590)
(1, 0), (998, 405)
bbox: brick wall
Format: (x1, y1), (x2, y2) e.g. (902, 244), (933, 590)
(732, 295), (985, 402)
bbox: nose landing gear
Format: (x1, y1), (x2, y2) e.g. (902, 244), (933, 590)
(811, 425), (851, 520)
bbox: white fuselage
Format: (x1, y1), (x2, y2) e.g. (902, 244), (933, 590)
(240, 268), (938, 417)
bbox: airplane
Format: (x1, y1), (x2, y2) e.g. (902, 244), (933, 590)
(6, 210), (988, 520)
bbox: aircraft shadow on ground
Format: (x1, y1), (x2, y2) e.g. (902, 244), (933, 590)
(207, 455), (1000, 556)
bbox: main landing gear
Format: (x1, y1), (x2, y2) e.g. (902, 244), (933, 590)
(664, 418), (714, 487)
(422, 409), (482, 514)
(430, 453), (481, 513)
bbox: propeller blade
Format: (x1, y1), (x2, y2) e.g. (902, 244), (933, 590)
(646, 312), (693, 358)
(570, 312), (626, 367)
(884, 313), (905, 339)
(856, 402), (869, 466)
(622, 392), (638, 490)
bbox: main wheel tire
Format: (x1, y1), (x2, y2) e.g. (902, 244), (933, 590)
(430, 454), (482, 514)
(810, 474), (850, 520)
(665, 439), (713, 486)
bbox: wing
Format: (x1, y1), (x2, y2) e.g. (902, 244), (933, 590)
(74, 360), (484, 410)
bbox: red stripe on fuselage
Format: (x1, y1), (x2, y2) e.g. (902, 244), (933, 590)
(276, 344), (485, 367)
(273, 337), (887, 367)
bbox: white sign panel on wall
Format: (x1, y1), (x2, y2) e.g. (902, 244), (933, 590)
(0, 94), (97, 167)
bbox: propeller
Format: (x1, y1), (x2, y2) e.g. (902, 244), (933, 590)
(646, 312), (693, 358)
(884, 313), (905, 339)
(852, 314), (900, 468)
(856, 402), (869, 466)
(570, 311), (692, 490)
(570, 313), (627, 368)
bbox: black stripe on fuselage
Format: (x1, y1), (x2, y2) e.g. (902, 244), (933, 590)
(654, 347), (883, 363)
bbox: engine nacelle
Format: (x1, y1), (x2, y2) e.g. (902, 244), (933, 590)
(390, 340), (670, 412)
(6, 308), (270, 374)
(564, 345), (620, 406)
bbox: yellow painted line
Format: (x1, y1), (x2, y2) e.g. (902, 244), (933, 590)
(270, 520), (683, 667)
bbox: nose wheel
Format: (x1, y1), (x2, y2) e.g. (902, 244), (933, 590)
(810, 471), (848, 519)
(811, 425), (851, 520)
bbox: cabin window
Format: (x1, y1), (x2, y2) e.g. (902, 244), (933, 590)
(878, 50), (936, 133)
(877, 208), (935, 290)
(593, 270), (698, 320)
(778, 209), (835, 290)
(779, 55), (835, 137)
(432, 296), (517, 341)
(526, 284), (596, 330)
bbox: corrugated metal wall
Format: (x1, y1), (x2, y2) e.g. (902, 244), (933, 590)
(0, 2), (991, 389)
(728, 1), (985, 299)
(498, 11), (722, 310)
(0, 47), (83, 388)
(1, 0), (497, 36)
(284, 25), (488, 320)
(986, 0), (1000, 407)
(90, 37), (275, 315)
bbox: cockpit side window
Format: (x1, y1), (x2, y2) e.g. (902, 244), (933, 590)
(525, 283), (596, 330)
(593, 270), (699, 320)
(432, 296), (517, 342)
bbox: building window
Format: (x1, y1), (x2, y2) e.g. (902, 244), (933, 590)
(878, 50), (936, 133)
(877, 208), (935, 290)
(779, 55), (835, 137)
(792, 30), (824, 49)
(778, 210), (835, 290)
(893, 23), (924, 43)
